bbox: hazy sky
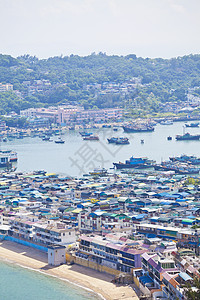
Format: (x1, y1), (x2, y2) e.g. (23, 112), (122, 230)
(1, 0), (200, 59)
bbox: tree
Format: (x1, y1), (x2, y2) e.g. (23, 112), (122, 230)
(184, 277), (200, 300)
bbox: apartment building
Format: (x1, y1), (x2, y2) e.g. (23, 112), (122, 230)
(9, 217), (76, 246)
(0, 83), (13, 92)
(75, 234), (147, 274)
(20, 106), (124, 125)
(33, 222), (76, 246)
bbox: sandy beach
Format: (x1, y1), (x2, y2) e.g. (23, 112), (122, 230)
(0, 240), (139, 300)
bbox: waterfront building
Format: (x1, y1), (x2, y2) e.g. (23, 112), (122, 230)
(33, 222), (76, 246)
(9, 217), (76, 246)
(20, 105), (124, 125)
(48, 244), (66, 266)
(74, 233), (148, 274)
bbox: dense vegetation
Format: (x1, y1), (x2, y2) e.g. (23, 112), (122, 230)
(1, 53), (200, 114)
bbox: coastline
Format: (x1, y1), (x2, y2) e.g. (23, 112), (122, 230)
(0, 240), (138, 300)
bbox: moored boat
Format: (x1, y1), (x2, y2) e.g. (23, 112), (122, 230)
(108, 137), (129, 144)
(122, 125), (154, 133)
(0, 154), (12, 168)
(154, 161), (200, 174)
(89, 168), (108, 176)
(83, 135), (99, 141)
(42, 136), (50, 141)
(55, 137), (65, 144)
(160, 120), (173, 125)
(79, 131), (93, 137)
(175, 133), (200, 141)
(169, 155), (200, 165)
(185, 122), (199, 128)
(107, 137), (119, 143)
(113, 156), (155, 169)
(115, 137), (130, 145)
(0, 150), (17, 162)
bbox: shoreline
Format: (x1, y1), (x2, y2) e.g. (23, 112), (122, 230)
(0, 240), (138, 300)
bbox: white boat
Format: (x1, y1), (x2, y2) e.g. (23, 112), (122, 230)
(0, 150), (17, 162)
(0, 154), (12, 168)
(160, 120), (173, 125)
(89, 168), (108, 176)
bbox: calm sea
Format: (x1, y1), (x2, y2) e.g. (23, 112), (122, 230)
(3, 121), (200, 177)
(0, 260), (99, 300)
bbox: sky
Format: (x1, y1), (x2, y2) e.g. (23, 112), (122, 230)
(0, 0), (200, 59)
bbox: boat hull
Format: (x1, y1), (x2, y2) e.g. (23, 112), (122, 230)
(113, 163), (153, 169)
(122, 126), (154, 133)
(176, 136), (200, 141)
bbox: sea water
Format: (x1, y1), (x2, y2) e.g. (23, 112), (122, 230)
(3, 121), (200, 177)
(0, 261), (99, 300)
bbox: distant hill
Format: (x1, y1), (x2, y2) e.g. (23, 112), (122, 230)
(0, 53), (200, 114)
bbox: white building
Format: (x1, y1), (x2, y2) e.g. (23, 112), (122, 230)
(33, 222), (76, 246)
(0, 83), (13, 92)
(48, 245), (66, 266)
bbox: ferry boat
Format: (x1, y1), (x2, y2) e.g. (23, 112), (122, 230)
(83, 135), (99, 141)
(175, 133), (200, 141)
(113, 156), (155, 169)
(0, 150), (17, 162)
(0, 154), (12, 168)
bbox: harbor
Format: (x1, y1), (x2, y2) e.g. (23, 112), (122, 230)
(1, 120), (200, 176)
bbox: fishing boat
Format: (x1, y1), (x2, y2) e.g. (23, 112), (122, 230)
(83, 135), (99, 141)
(160, 120), (173, 125)
(79, 131), (93, 137)
(55, 137), (65, 144)
(89, 168), (108, 176)
(185, 122), (199, 128)
(113, 156), (155, 169)
(115, 137), (130, 145)
(122, 124), (154, 133)
(175, 133), (200, 141)
(169, 155), (200, 165)
(107, 137), (129, 144)
(107, 137), (119, 143)
(42, 136), (51, 141)
(154, 161), (200, 174)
